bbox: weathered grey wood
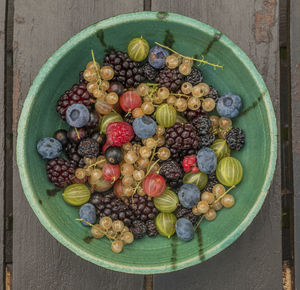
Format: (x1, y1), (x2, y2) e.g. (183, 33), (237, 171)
(12, 1), (145, 289)
(151, 1), (281, 289)
(291, 0), (300, 288)
(0, 0), (6, 288)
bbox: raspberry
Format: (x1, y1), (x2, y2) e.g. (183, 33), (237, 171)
(106, 122), (134, 146)
(182, 155), (199, 173)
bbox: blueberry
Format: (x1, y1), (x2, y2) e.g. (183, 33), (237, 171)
(196, 147), (217, 174)
(133, 116), (157, 139)
(148, 45), (169, 69)
(37, 137), (62, 159)
(79, 203), (96, 226)
(178, 183), (200, 209)
(216, 93), (242, 118)
(175, 218), (194, 242)
(66, 104), (90, 128)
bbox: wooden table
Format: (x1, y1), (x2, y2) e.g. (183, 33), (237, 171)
(1, 0), (297, 289)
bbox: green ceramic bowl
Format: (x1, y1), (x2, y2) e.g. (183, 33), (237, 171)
(17, 12), (277, 274)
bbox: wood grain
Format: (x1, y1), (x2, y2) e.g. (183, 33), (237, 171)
(151, 1), (281, 289)
(291, 0), (300, 288)
(12, 1), (145, 289)
(0, 0), (6, 288)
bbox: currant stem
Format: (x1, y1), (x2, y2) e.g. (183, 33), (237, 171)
(194, 215), (205, 231)
(75, 127), (81, 140)
(91, 49), (102, 88)
(154, 42), (224, 69)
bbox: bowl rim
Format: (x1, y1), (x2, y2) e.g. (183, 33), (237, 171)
(16, 11), (277, 274)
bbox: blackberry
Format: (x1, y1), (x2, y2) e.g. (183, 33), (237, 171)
(65, 142), (85, 168)
(129, 194), (158, 222)
(203, 173), (219, 192)
(142, 62), (158, 81)
(175, 205), (198, 225)
(130, 220), (147, 239)
(160, 160), (184, 187)
(226, 128), (245, 151)
(192, 115), (212, 135)
(79, 71), (88, 84)
(184, 67), (203, 86)
(146, 220), (158, 237)
(103, 50), (145, 88)
(77, 138), (99, 158)
(206, 86), (219, 103)
(198, 133), (215, 147)
(155, 67), (184, 92)
(56, 83), (91, 120)
(165, 123), (199, 162)
(95, 193), (136, 227)
(46, 157), (75, 188)
(182, 107), (206, 122)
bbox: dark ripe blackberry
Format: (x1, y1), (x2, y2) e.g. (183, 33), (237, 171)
(175, 205), (198, 225)
(142, 62), (158, 81)
(129, 194), (158, 221)
(77, 138), (99, 158)
(184, 67), (203, 86)
(89, 192), (102, 205)
(155, 67), (184, 92)
(192, 115), (212, 135)
(165, 123), (199, 162)
(206, 86), (219, 103)
(226, 128), (245, 151)
(67, 127), (88, 144)
(56, 83), (91, 120)
(146, 220), (158, 237)
(65, 142), (85, 168)
(86, 111), (100, 129)
(198, 133), (215, 147)
(103, 50), (145, 88)
(160, 160), (184, 187)
(203, 173), (219, 192)
(79, 71), (88, 84)
(182, 107), (206, 122)
(130, 220), (147, 239)
(46, 157), (75, 188)
(95, 193), (135, 227)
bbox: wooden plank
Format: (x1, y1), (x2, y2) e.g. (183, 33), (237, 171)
(0, 0), (6, 288)
(12, 1), (145, 289)
(291, 0), (300, 288)
(151, 1), (281, 289)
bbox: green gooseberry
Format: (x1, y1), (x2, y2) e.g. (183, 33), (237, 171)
(216, 157), (243, 186)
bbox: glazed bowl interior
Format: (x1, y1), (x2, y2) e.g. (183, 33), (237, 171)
(17, 12), (277, 274)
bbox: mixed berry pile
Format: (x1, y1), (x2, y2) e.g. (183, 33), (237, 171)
(37, 37), (245, 253)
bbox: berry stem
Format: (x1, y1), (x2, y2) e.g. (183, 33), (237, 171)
(194, 215), (205, 231)
(154, 42), (224, 70)
(76, 218), (93, 227)
(91, 50), (103, 88)
(74, 127), (81, 140)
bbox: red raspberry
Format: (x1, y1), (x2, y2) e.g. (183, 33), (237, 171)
(106, 122), (134, 147)
(182, 155), (199, 173)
